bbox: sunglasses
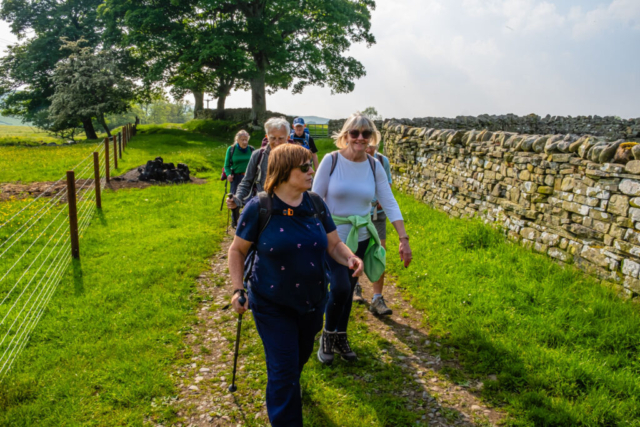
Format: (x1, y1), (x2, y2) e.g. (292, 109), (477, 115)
(348, 129), (373, 139)
(297, 162), (314, 173)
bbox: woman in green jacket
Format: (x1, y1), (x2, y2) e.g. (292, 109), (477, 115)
(224, 130), (254, 228)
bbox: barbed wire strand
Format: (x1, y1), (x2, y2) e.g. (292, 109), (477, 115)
(0, 248), (72, 380)
(0, 190), (68, 262)
(0, 187), (68, 256)
(0, 177), (66, 231)
(0, 237), (71, 379)
(0, 211), (68, 325)
(0, 204), (68, 306)
(0, 225), (70, 355)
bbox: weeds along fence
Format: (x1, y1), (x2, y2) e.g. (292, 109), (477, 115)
(0, 124), (137, 380)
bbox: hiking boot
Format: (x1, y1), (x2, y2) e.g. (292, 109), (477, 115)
(353, 282), (365, 304)
(334, 332), (357, 361)
(369, 296), (393, 316)
(317, 330), (336, 365)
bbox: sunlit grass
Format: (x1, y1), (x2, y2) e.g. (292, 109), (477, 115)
(387, 190), (640, 426)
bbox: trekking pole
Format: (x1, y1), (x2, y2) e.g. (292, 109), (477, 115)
(220, 180), (228, 211)
(225, 193), (233, 234)
(229, 292), (247, 393)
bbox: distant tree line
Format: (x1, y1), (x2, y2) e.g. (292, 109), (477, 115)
(0, 0), (376, 139)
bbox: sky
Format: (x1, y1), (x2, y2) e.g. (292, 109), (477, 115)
(1, 0), (639, 120)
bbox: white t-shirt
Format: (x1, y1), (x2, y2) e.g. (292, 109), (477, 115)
(312, 152), (403, 243)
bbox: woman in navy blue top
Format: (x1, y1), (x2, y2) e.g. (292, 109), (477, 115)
(228, 144), (363, 426)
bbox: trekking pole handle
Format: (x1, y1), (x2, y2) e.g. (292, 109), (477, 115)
(239, 294), (246, 306)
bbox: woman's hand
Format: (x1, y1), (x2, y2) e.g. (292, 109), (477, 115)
(399, 238), (412, 268)
(227, 174), (234, 182)
(349, 255), (364, 277)
(226, 195), (237, 209)
(231, 291), (248, 314)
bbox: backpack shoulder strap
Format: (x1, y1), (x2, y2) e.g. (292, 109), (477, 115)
(229, 144), (236, 171)
(307, 191), (327, 223)
(329, 151), (339, 176)
(376, 153), (384, 164)
(249, 145), (255, 152)
(257, 191), (272, 236)
(367, 154), (377, 174)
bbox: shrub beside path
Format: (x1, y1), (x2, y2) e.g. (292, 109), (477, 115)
(161, 237), (505, 427)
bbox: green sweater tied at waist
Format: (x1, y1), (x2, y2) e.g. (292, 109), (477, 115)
(332, 214), (386, 282)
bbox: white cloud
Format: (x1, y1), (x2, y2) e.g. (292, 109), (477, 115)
(462, 0), (565, 33)
(571, 0), (640, 40)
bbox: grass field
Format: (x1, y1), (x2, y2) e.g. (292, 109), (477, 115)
(386, 191), (640, 426)
(2, 124), (640, 426)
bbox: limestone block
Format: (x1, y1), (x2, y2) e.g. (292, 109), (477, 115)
(629, 207), (640, 222)
(548, 247), (572, 262)
(559, 238), (569, 250)
(614, 240), (640, 257)
(551, 153), (572, 163)
(536, 186), (553, 195)
(625, 160), (640, 175)
(619, 179), (640, 196)
(630, 198), (640, 208)
(565, 223), (603, 240)
(574, 195), (600, 207)
(541, 232), (561, 247)
(562, 201), (590, 216)
(580, 246), (610, 268)
(589, 210), (612, 222)
(625, 228), (640, 245)
(607, 195), (630, 217)
(561, 177), (575, 192)
(624, 277), (640, 293)
(522, 181), (538, 194)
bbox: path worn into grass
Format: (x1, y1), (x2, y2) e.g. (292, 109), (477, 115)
(164, 237), (504, 426)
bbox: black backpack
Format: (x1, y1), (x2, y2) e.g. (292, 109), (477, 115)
(243, 191), (328, 285)
(329, 151), (377, 176)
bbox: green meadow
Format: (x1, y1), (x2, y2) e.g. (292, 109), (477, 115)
(0, 124), (639, 426)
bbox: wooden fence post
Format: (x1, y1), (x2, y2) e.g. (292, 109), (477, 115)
(118, 133), (122, 159)
(93, 152), (102, 209)
(112, 136), (118, 169)
(104, 137), (110, 183)
(67, 171), (80, 259)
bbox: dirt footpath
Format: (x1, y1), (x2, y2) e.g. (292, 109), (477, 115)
(162, 237), (505, 427)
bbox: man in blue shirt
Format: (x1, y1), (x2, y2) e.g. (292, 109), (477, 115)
(290, 117), (319, 170)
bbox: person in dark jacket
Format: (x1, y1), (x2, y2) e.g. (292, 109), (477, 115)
(223, 130), (253, 227)
(290, 117), (319, 170)
(226, 117), (290, 211)
(229, 144), (364, 427)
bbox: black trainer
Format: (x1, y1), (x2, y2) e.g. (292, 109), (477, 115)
(334, 332), (357, 361)
(317, 330), (336, 365)
(353, 282), (365, 304)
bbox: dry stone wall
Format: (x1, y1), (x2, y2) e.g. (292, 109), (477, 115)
(382, 121), (640, 295)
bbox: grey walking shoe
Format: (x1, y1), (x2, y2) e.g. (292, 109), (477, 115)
(317, 330), (336, 365)
(353, 282), (365, 304)
(334, 332), (358, 361)
(369, 296), (393, 316)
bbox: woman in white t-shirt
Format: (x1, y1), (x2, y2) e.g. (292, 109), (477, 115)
(312, 112), (413, 365)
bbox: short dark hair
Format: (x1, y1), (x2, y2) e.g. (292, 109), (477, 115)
(264, 144), (312, 194)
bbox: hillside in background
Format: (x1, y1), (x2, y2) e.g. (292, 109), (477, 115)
(300, 115), (330, 124)
(0, 115), (28, 126)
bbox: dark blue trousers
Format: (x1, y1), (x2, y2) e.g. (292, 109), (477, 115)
(251, 299), (323, 426)
(324, 240), (369, 332)
(230, 173), (244, 225)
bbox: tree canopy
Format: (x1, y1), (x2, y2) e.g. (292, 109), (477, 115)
(49, 39), (135, 138)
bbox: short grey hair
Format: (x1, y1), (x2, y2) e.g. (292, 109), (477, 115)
(264, 117), (290, 135)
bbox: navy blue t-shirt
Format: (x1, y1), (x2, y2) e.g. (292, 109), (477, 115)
(236, 192), (337, 313)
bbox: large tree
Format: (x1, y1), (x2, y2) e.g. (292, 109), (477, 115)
(101, 0), (248, 119)
(233, 0), (376, 124)
(0, 0), (105, 138)
(49, 39), (135, 138)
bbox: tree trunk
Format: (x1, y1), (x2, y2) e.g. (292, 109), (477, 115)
(97, 112), (112, 137)
(193, 90), (204, 119)
(82, 118), (98, 140)
(216, 95), (227, 119)
(249, 57), (267, 125)
(215, 78), (234, 120)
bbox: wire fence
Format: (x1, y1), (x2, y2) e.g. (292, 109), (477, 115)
(0, 124), (136, 380)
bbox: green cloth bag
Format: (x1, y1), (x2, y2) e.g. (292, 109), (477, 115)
(332, 214), (386, 282)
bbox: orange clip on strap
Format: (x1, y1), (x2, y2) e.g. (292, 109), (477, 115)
(283, 208), (294, 216)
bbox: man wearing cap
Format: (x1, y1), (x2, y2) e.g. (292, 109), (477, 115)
(290, 117), (319, 170)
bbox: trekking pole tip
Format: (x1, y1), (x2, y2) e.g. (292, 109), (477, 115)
(228, 384), (237, 393)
